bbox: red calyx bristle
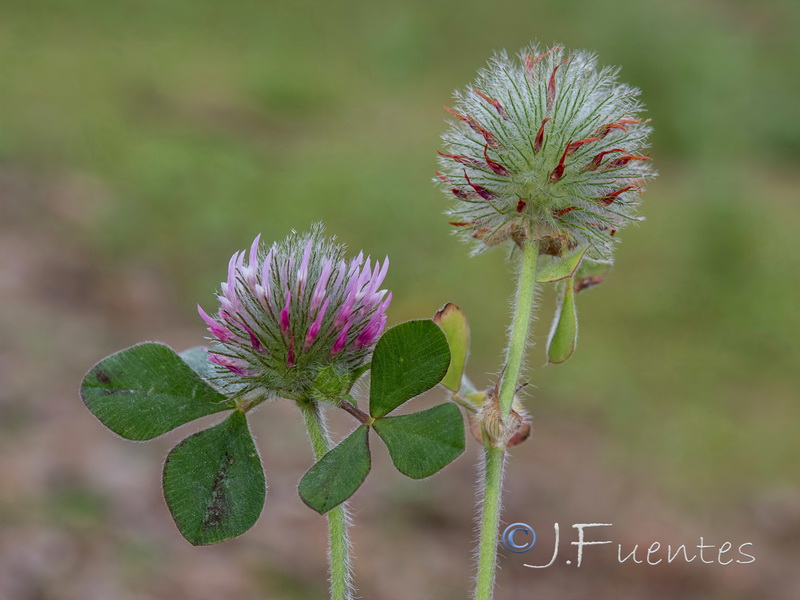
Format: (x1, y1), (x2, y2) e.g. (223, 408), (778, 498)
(524, 53), (534, 84)
(445, 107), (501, 148)
(549, 146), (570, 182)
(452, 188), (478, 200)
(516, 199), (527, 212)
(443, 106), (468, 121)
(483, 145), (510, 176)
(563, 136), (602, 158)
(583, 148), (627, 171)
(438, 151), (484, 169)
(534, 117), (552, 153)
(473, 88), (508, 120)
(605, 154), (651, 169)
(471, 118), (501, 149)
(533, 46), (562, 79)
(595, 185), (638, 206)
(553, 206), (578, 217)
(547, 58), (569, 112)
(595, 122), (627, 138)
(463, 170), (498, 200)
(551, 137), (601, 182)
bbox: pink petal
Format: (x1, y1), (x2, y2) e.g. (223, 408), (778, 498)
(363, 257), (389, 298)
(249, 234), (261, 267)
(331, 322), (352, 356)
(280, 292), (292, 334)
(304, 297), (331, 350)
(209, 353), (253, 376)
(297, 238), (313, 293)
(197, 304), (235, 342)
(311, 258), (333, 313)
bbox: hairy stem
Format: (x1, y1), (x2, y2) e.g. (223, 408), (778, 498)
(300, 400), (354, 600)
(474, 445), (506, 600)
(474, 240), (540, 600)
(498, 240), (540, 419)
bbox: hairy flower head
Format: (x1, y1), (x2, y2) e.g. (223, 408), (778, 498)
(198, 225), (391, 400)
(436, 43), (655, 260)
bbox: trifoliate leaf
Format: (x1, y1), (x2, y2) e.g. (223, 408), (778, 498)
(162, 411), (266, 546)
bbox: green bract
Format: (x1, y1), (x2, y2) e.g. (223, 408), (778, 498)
(433, 303), (470, 393)
(547, 281), (578, 364)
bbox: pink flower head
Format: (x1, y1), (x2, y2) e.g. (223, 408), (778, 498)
(198, 224), (391, 397)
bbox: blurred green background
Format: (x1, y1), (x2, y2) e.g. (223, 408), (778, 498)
(1, 0), (798, 599)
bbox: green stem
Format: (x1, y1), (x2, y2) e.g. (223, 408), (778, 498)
(474, 445), (506, 600)
(300, 400), (353, 600)
(498, 240), (540, 419)
(474, 240), (540, 600)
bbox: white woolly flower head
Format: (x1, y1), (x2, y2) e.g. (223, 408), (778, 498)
(436, 43), (656, 260)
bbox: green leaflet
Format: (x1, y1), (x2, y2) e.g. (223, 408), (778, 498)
(298, 426), (371, 514)
(369, 320), (451, 418)
(81, 342), (233, 440)
(373, 403), (465, 479)
(162, 411), (266, 545)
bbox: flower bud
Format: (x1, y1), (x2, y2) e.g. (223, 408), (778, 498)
(469, 388), (531, 448)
